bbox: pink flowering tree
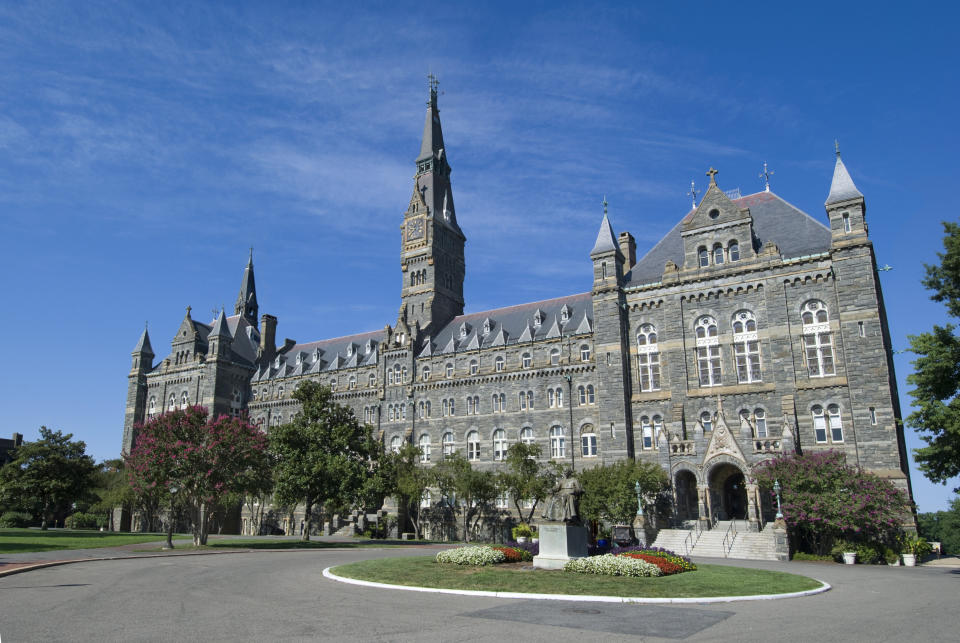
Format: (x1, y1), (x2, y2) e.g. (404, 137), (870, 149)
(753, 451), (910, 555)
(126, 407), (270, 546)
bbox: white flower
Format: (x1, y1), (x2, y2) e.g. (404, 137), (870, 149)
(564, 554), (661, 577)
(436, 546), (506, 566)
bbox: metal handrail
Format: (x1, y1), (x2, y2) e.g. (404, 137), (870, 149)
(721, 519), (738, 557)
(682, 520), (703, 557)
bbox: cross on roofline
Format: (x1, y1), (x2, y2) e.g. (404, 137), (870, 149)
(759, 161), (774, 192)
(602, 195), (608, 216)
(706, 167), (719, 184)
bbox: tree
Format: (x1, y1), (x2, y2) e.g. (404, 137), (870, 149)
(388, 443), (433, 539)
(908, 221), (960, 492)
(578, 459), (668, 527)
(753, 451), (909, 555)
(269, 382), (380, 541)
(126, 407), (270, 546)
(497, 443), (559, 524)
(0, 427), (97, 529)
(433, 453), (498, 542)
(917, 495), (960, 555)
(89, 458), (136, 531)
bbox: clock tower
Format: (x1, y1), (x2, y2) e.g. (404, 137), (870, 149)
(399, 77), (466, 336)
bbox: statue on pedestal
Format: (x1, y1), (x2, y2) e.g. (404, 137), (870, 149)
(541, 469), (583, 525)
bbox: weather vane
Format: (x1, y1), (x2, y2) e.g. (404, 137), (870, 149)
(759, 162), (774, 192)
(428, 72), (439, 94)
(835, 139), (841, 157)
(602, 195), (608, 216)
(688, 181), (699, 208)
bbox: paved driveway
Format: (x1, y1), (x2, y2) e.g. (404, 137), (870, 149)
(0, 548), (957, 642)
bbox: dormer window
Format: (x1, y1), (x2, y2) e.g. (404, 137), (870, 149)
(560, 305), (570, 323)
(273, 356), (282, 369)
(483, 318), (492, 335)
(346, 344), (353, 357)
(295, 353), (303, 365)
(459, 323), (469, 339)
(533, 310), (543, 328)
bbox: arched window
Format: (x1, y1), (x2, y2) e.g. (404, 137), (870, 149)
(728, 240), (740, 262)
(580, 344), (591, 362)
(495, 356), (504, 372)
(421, 490), (432, 509)
(449, 399), (455, 416)
(278, 385), (285, 398)
(388, 405), (394, 422)
(369, 373), (377, 387)
(168, 394), (176, 411)
(802, 300), (835, 377)
(695, 316), (721, 386)
(470, 359), (479, 375)
(466, 397), (474, 415)
(390, 435), (401, 453)
(418, 401), (424, 419)
(828, 404), (844, 442)
(519, 391), (527, 410)
(467, 431), (480, 461)
(732, 310), (761, 383)
(812, 405), (827, 443)
(493, 429), (507, 461)
(401, 367), (407, 383)
(713, 243), (724, 265)
(388, 370), (394, 385)
(442, 399), (448, 416)
(641, 416), (653, 450)
(402, 404), (407, 420)
(419, 434), (431, 462)
(698, 246), (709, 267)
(521, 352), (531, 369)
(550, 425), (565, 458)
(520, 427), (534, 445)
(578, 386), (586, 406)
(587, 385), (595, 404)
(636, 324), (661, 392)
(445, 362), (454, 378)
(556, 387), (563, 408)
(755, 409), (767, 438)
(527, 390), (534, 410)
(148, 396), (156, 416)
(425, 401), (431, 417)
(550, 348), (560, 366)
(348, 376), (356, 390)
(581, 425), (597, 457)
(548, 389), (555, 407)
(442, 432), (455, 458)
(421, 366), (430, 381)
(328, 378), (336, 391)
(179, 391), (188, 409)
(653, 415), (663, 447)
(701, 411), (713, 433)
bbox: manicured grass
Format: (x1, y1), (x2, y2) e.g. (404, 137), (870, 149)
(332, 556), (824, 598)
(209, 538), (432, 550)
(0, 529), (188, 554)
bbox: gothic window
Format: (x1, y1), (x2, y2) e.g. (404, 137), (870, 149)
(467, 431), (480, 461)
(828, 404), (844, 442)
(636, 324), (661, 391)
(470, 359), (478, 375)
(421, 366), (430, 381)
(550, 425), (565, 458)
(348, 376), (356, 390)
(801, 300), (835, 377)
(581, 426), (598, 457)
(695, 316), (721, 386)
(534, 310), (543, 328)
(580, 344), (591, 362)
(402, 404), (407, 420)
(520, 427), (534, 445)
(390, 436), (401, 454)
(426, 401), (431, 417)
(369, 373), (377, 387)
(442, 400), (448, 417)
(728, 240), (740, 262)
(419, 434), (431, 462)
(442, 432), (455, 458)
(561, 305), (570, 323)
(148, 396), (156, 416)
(548, 389), (555, 407)
(445, 362), (454, 378)
(495, 356), (504, 372)
(732, 310), (761, 383)
(449, 399), (455, 415)
(557, 388), (563, 407)
(713, 243), (724, 265)
(522, 353), (532, 368)
(653, 415), (663, 447)
(467, 397), (474, 415)
(418, 401), (424, 419)
(388, 405), (394, 422)
(402, 367), (408, 382)
(519, 391), (527, 410)
(812, 405), (827, 443)
(493, 429), (507, 461)
(843, 212), (851, 232)
(698, 246), (709, 268)
(421, 490), (432, 509)
(168, 394), (176, 411)
(755, 409), (767, 438)
(179, 391), (189, 409)
(701, 411), (713, 433)
(578, 386), (586, 406)
(527, 390), (534, 410)
(587, 385), (595, 404)
(550, 348), (560, 366)
(641, 416), (653, 450)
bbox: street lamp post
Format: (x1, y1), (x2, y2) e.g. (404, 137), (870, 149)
(634, 480), (644, 516)
(773, 479), (783, 520)
(564, 374), (575, 471)
(164, 484), (179, 550)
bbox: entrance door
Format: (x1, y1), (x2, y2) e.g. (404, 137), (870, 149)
(708, 463), (748, 521)
(674, 470), (698, 521)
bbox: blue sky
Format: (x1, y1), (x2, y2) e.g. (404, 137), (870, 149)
(1, 1), (958, 511)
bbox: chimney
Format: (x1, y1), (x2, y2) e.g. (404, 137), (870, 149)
(259, 314), (277, 363)
(618, 231), (636, 272)
(13, 432), (23, 447)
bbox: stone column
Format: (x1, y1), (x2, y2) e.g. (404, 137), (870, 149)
(746, 483), (760, 532)
(698, 485), (711, 530)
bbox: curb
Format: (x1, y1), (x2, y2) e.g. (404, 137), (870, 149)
(321, 567), (832, 604)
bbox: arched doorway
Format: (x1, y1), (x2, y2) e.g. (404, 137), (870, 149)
(674, 470), (698, 521)
(708, 463), (747, 521)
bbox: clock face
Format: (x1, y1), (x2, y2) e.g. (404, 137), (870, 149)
(407, 218), (424, 241)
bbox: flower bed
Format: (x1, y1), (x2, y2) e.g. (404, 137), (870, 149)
(503, 540), (539, 557)
(436, 546), (506, 566)
(609, 546), (697, 572)
(491, 545), (533, 562)
(618, 552), (684, 575)
(564, 554), (662, 577)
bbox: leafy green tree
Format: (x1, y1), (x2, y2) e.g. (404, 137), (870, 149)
(0, 427), (97, 529)
(754, 451), (909, 555)
(497, 442), (559, 524)
(269, 382), (380, 541)
(89, 458), (136, 530)
(433, 453), (498, 542)
(917, 495), (960, 555)
(387, 443), (433, 539)
(908, 221), (960, 491)
(578, 459), (668, 526)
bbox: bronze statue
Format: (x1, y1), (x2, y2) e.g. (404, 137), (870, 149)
(541, 469), (583, 524)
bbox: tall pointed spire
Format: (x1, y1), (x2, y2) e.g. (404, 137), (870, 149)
(234, 249), (258, 325)
(211, 308), (231, 339)
(132, 324), (154, 357)
(417, 74), (445, 163)
(591, 197), (619, 257)
(826, 144), (863, 205)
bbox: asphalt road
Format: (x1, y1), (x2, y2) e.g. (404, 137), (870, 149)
(0, 547), (957, 642)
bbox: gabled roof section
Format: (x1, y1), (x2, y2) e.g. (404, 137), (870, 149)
(590, 212), (619, 256)
(825, 154), (863, 205)
(627, 191), (831, 285)
(255, 329), (383, 381)
(682, 180), (747, 230)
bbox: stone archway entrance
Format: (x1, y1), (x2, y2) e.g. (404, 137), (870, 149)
(708, 463), (748, 521)
(673, 470), (698, 522)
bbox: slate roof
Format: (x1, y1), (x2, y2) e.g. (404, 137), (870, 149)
(626, 191), (831, 286)
(254, 329), (382, 382)
(825, 155), (863, 205)
(424, 292), (594, 357)
(591, 213), (619, 256)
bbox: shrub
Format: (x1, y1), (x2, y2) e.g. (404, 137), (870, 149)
(491, 545), (532, 562)
(65, 512), (105, 530)
(0, 511), (34, 528)
(905, 536), (933, 558)
(791, 552), (833, 562)
(436, 546), (506, 566)
(565, 554), (662, 577)
(512, 524), (534, 539)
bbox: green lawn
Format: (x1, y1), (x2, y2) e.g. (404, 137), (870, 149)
(331, 556), (824, 598)
(207, 538), (439, 550)
(0, 529), (186, 554)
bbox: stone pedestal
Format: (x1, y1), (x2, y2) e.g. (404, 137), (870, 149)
(532, 523), (589, 570)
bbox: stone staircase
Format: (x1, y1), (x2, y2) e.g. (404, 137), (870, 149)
(651, 521), (781, 561)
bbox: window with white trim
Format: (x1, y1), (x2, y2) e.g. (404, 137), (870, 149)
(641, 416), (653, 450)
(653, 415), (663, 447)
(728, 240), (740, 262)
(467, 431), (480, 460)
(732, 310), (761, 383)
(445, 362), (453, 378)
(493, 429), (507, 460)
(698, 246), (709, 267)
(168, 394), (176, 411)
(369, 373), (377, 387)
(580, 344), (591, 362)
(442, 432), (455, 458)
(550, 348), (560, 366)
(519, 391), (527, 410)
(421, 490), (432, 509)
(695, 316), (721, 386)
(637, 324), (661, 391)
(148, 396), (156, 416)
(550, 425), (565, 458)
(520, 427), (534, 445)
(421, 366), (430, 381)
(802, 300), (835, 377)
(581, 425), (597, 457)
(521, 352), (531, 369)
(496, 492), (509, 509)
(390, 435), (401, 453)
(713, 243), (724, 265)
(828, 404), (844, 442)
(812, 405), (827, 443)
(419, 434), (431, 462)
(470, 359), (479, 375)
(495, 356), (504, 372)
(701, 411), (712, 432)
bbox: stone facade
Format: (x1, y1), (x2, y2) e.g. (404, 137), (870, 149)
(122, 86), (913, 536)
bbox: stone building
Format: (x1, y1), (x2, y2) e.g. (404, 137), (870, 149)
(122, 84), (912, 537)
